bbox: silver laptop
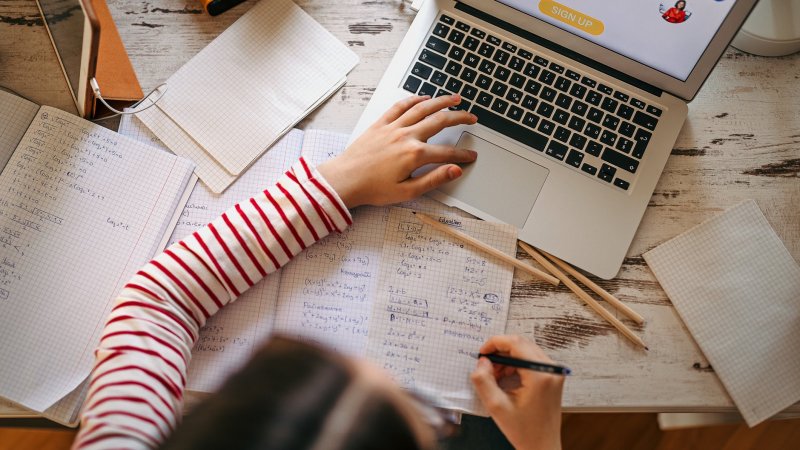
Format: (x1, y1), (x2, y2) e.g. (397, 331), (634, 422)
(351, 0), (757, 279)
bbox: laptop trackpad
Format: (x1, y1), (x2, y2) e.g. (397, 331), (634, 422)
(438, 132), (548, 228)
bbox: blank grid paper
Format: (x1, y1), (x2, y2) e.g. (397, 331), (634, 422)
(137, 104), (238, 193)
(0, 106), (194, 421)
(643, 200), (800, 426)
(154, 0), (358, 177)
(366, 208), (518, 414)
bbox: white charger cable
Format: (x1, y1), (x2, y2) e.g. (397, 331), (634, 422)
(90, 77), (168, 119)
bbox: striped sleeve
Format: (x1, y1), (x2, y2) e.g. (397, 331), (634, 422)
(72, 157), (352, 450)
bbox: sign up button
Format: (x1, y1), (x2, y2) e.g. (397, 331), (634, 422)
(538, 0), (604, 36)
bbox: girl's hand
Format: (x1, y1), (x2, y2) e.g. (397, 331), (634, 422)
(318, 95), (478, 208)
(471, 335), (565, 450)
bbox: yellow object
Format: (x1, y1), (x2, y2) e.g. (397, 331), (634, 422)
(538, 0), (604, 36)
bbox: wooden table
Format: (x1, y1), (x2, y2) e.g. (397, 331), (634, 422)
(1, 0), (799, 418)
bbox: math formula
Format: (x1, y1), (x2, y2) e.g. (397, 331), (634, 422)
(366, 208), (518, 412)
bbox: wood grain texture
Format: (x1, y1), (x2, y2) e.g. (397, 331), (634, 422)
(0, 0), (798, 415)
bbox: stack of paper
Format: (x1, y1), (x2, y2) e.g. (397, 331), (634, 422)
(643, 200), (800, 426)
(138, 0), (358, 193)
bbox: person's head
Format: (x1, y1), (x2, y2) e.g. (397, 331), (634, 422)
(160, 337), (448, 450)
(675, 0), (686, 10)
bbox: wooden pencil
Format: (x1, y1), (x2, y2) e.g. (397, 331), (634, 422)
(413, 212), (560, 286)
(518, 241), (648, 350)
(539, 249), (645, 324)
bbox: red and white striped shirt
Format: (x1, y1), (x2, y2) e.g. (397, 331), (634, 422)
(72, 157), (352, 449)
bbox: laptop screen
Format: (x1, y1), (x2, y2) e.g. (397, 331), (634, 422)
(495, 0), (738, 81)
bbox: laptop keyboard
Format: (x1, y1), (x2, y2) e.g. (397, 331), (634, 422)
(402, 14), (665, 191)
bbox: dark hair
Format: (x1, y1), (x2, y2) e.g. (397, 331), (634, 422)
(160, 337), (424, 450)
(675, 0), (686, 9)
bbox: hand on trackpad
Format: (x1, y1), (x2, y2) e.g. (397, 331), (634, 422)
(437, 132), (548, 228)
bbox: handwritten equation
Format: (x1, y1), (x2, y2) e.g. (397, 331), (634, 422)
(0, 108), (142, 299)
(366, 207), (517, 412)
(274, 206), (385, 357)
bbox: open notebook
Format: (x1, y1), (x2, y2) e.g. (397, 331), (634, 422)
(0, 91), (195, 425)
(138, 0), (358, 193)
(119, 117), (519, 414)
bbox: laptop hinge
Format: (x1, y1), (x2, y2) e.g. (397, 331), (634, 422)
(455, 2), (663, 97)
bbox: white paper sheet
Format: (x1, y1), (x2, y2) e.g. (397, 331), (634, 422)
(153, 0), (357, 178)
(643, 200), (800, 426)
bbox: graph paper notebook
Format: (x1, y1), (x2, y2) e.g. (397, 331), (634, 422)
(143, 0), (358, 190)
(0, 91), (196, 425)
(643, 200), (800, 426)
(366, 207), (518, 414)
(119, 125), (518, 413)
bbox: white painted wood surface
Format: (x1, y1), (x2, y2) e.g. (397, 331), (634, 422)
(0, 0), (798, 416)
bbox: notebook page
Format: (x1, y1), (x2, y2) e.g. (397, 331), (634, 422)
(0, 91), (39, 170)
(273, 131), (475, 357)
(40, 378), (90, 426)
(366, 207), (518, 414)
(164, 130), (303, 393)
(0, 106), (195, 411)
(137, 104), (236, 193)
(118, 113), (199, 251)
(643, 200), (800, 426)
(156, 0), (358, 175)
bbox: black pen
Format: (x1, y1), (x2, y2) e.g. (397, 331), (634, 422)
(476, 353), (572, 376)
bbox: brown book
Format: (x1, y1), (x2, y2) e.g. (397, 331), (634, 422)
(90, 0), (143, 118)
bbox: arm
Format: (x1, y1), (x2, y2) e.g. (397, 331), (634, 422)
(72, 159), (351, 449)
(73, 95), (477, 449)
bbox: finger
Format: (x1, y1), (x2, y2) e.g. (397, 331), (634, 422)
(395, 94), (463, 127)
(401, 164), (462, 199)
(479, 335), (552, 363)
(413, 143), (477, 166)
(409, 109), (478, 141)
(376, 95), (431, 126)
(502, 365), (516, 378)
(471, 357), (513, 415)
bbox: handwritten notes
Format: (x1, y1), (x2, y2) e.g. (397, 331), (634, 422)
(366, 208), (517, 413)
(274, 206), (384, 356)
(0, 105), (194, 414)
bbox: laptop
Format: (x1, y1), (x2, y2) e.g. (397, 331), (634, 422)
(350, 0), (758, 279)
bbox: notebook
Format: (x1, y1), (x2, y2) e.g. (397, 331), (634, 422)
(119, 119), (518, 414)
(139, 0), (358, 192)
(643, 200), (800, 426)
(0, 91), (196, 425)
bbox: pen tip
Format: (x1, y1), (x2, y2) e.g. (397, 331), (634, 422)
(644, 346), (650, 351)
(412, 211), (417, 215)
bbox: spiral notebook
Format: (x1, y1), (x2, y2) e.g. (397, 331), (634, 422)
(643, 200), (800, 426)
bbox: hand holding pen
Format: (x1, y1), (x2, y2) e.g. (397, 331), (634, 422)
(471, 335), (566, 450)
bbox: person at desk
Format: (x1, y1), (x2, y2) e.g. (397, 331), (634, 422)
(72, 95), (565, 450)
